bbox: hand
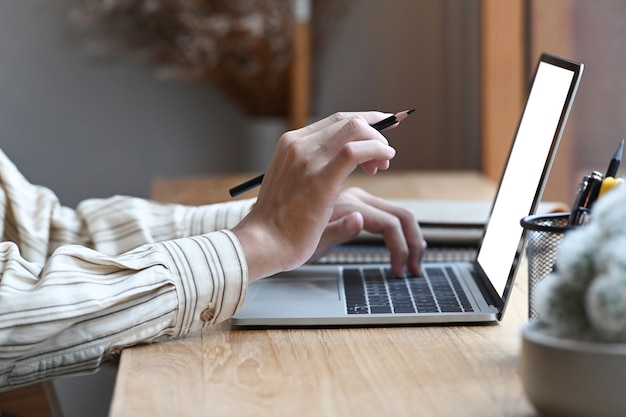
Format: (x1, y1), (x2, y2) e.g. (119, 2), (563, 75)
(309, 187), (425, 278)
(232, 112), (418, 281)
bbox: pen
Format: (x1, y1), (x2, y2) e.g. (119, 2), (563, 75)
(229, 109), (415, 197)
(568, 170), (603, 226)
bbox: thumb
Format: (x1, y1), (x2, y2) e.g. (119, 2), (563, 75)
(309, 212), (364, 263)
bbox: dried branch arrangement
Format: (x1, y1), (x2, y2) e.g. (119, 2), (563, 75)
(70, 0), (295, 115)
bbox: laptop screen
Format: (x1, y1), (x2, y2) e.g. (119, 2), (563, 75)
(477, 55), (583, 303)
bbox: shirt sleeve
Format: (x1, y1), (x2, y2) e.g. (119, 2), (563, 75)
(0, 149), (252, 391)
(71, 195), (255, 256)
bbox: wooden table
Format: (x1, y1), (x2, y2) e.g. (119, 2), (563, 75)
(109, 171), (537, 417)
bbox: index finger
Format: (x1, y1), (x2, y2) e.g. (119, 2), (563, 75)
(293, 111), (392, 136)
(350, 188), (425, 276)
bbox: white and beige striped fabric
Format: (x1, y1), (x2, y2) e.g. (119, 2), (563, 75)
(0, 149), (254, 391)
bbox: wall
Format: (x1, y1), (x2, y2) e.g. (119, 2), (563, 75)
(0, 1), (480, 416)
(0, 0), (250, 208)
(530, 0), (626, 201)
(0, 0), (481, 209)
(314, 0), (481, 171)
(570, 1), (626, 182)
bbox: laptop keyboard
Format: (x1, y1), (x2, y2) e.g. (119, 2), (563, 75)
(316, 245), (476, 265)
(343, 266), (474, 315)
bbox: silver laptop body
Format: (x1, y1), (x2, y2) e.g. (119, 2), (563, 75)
(231, 53), (584, 327)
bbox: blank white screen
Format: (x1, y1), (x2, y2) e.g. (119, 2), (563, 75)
(477, 62), (575, 297)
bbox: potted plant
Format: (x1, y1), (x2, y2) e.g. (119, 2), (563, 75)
(519, 180), (626, 417)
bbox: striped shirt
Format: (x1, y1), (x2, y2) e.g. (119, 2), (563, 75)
(0, 149), (254, 391)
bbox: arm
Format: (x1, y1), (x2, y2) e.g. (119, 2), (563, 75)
(70, 195), (255, 255)
(0, 110), (425, 390)
(0, 149), (250, 391)
(0, 147), (254, 260)
(0, 230), (247, 391)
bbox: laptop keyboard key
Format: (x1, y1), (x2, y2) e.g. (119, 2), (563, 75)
(343, 266), (472, 315)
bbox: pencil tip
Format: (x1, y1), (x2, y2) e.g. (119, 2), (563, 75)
(407, 109), (415, 114)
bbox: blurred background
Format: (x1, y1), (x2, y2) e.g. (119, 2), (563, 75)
(0, 0), (482, 209)
(1, 1), (625, 416)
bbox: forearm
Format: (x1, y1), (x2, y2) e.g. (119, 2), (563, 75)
(50, 196), (255, 255)
(0, 147), (255, 260)
(0, 230), (248, 391)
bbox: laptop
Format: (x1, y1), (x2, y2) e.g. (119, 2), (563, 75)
(231, 53), (584, 327)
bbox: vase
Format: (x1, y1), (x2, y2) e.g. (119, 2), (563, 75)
(520, 321), (626, 417)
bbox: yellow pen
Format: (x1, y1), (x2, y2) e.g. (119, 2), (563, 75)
(599, 176), (624, 198)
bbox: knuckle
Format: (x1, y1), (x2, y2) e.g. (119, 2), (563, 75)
(393, 216), (405, 232)
(338, 143), (358, 161)
(384, 216), (404, 235)
(342, 116), (368, 133)
(409, 238), (426, 252)
(399, 206), (416, 223)
(329, 111), (349, 123)
(340, 187), (363, 205)
(279, 131), (305, 156)
(279, 130), (297, 146)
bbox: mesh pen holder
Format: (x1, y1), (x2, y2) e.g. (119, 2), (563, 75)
(520, 212), (572, 319)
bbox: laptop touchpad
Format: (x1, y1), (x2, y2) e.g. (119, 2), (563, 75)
(248, 273), (341, 303)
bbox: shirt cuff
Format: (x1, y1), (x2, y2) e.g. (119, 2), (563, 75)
(155, 230), (248, 336)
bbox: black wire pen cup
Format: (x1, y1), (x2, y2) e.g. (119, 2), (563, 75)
(520, 212), (572, 319)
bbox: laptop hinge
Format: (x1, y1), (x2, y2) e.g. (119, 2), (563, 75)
(471, 266), (501, 311)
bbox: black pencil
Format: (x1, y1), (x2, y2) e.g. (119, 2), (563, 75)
(229, 109), (415, 197)
(605, 138), (624, 178)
